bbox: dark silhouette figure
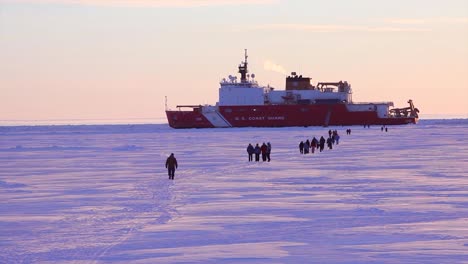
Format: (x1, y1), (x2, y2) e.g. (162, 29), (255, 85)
(327, 137), (333, 149)
(332, 130), (338, 142)
(304, 139), (310, 154)
(254, 144), (261, 162)
(299, 141), (304, 154)
(261, 142), (268, 161)
(319, 136), (326, 152)
(165, 153), (178, 180)
(247, 143), (254, 162)
(385, 127), (388, 132)
(266, 142), (272, 162)
(311, 137), (318, 154)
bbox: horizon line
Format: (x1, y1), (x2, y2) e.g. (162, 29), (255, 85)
(0, 116), (466, 127)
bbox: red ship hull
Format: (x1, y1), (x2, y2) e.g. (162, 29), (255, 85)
(166, 104), (417, 129)
(165, 107), (215, 129)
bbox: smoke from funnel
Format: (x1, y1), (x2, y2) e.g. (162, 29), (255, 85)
(263, 60), (288, 75)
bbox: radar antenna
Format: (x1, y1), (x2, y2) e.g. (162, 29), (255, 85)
(238, 49), (249, 83)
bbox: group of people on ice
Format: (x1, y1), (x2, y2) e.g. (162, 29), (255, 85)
(165, 125), (396, 178)
(299, 129), (341, 154)
(168, 129), (350, 178)
(246, 142), (272, 162)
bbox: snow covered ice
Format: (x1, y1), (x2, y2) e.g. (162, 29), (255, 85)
(1, 120), (467, 263)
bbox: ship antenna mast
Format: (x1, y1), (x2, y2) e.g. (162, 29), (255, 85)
(165, 96), (168, 111)
(244, 48), (248, 67)
(238, 49), (249, 83)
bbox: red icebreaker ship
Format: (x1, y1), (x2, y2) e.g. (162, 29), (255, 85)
(166, 50), (419, 128)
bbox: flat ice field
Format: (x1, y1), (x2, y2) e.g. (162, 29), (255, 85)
(1, 120), (467, 264)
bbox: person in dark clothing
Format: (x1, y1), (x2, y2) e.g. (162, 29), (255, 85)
(332, 130), (338, 144)
(311, 137), (317, 154)
(328, 130), (332, 138)
(260, 142), (268, 161)
(304, 139), (310, 154)
(299, 141), (304, 154)
(254, 144), (261, 162)
(319, 136), (326, 152)
(385, 127), (388, 132)
(266, 142), (272, 162)
(165, 153), (178, 180)
(327, 137), (333, 149)
(247, 143), (254, 162)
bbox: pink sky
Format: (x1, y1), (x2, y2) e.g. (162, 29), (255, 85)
(1, 0), (467, 124)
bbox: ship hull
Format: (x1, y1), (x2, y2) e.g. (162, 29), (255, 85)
(166, 104), (417, 128)
(165, 108), (215, 129)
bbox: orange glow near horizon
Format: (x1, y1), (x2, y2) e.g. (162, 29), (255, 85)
(1, 1), (467, 124)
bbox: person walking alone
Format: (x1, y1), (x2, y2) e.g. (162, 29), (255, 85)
(165, 153), (178, 180)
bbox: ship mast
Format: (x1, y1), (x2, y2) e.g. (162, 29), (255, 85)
(238, 49), (248, 83)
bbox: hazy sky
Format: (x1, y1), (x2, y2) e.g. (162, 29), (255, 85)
(1, 0), (467, 123)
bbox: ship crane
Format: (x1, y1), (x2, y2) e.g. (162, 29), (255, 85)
(389, 99), (419, 118)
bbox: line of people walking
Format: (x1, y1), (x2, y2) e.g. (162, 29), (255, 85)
(299, 129), (342, 154)
(247, 142), (272, 162)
